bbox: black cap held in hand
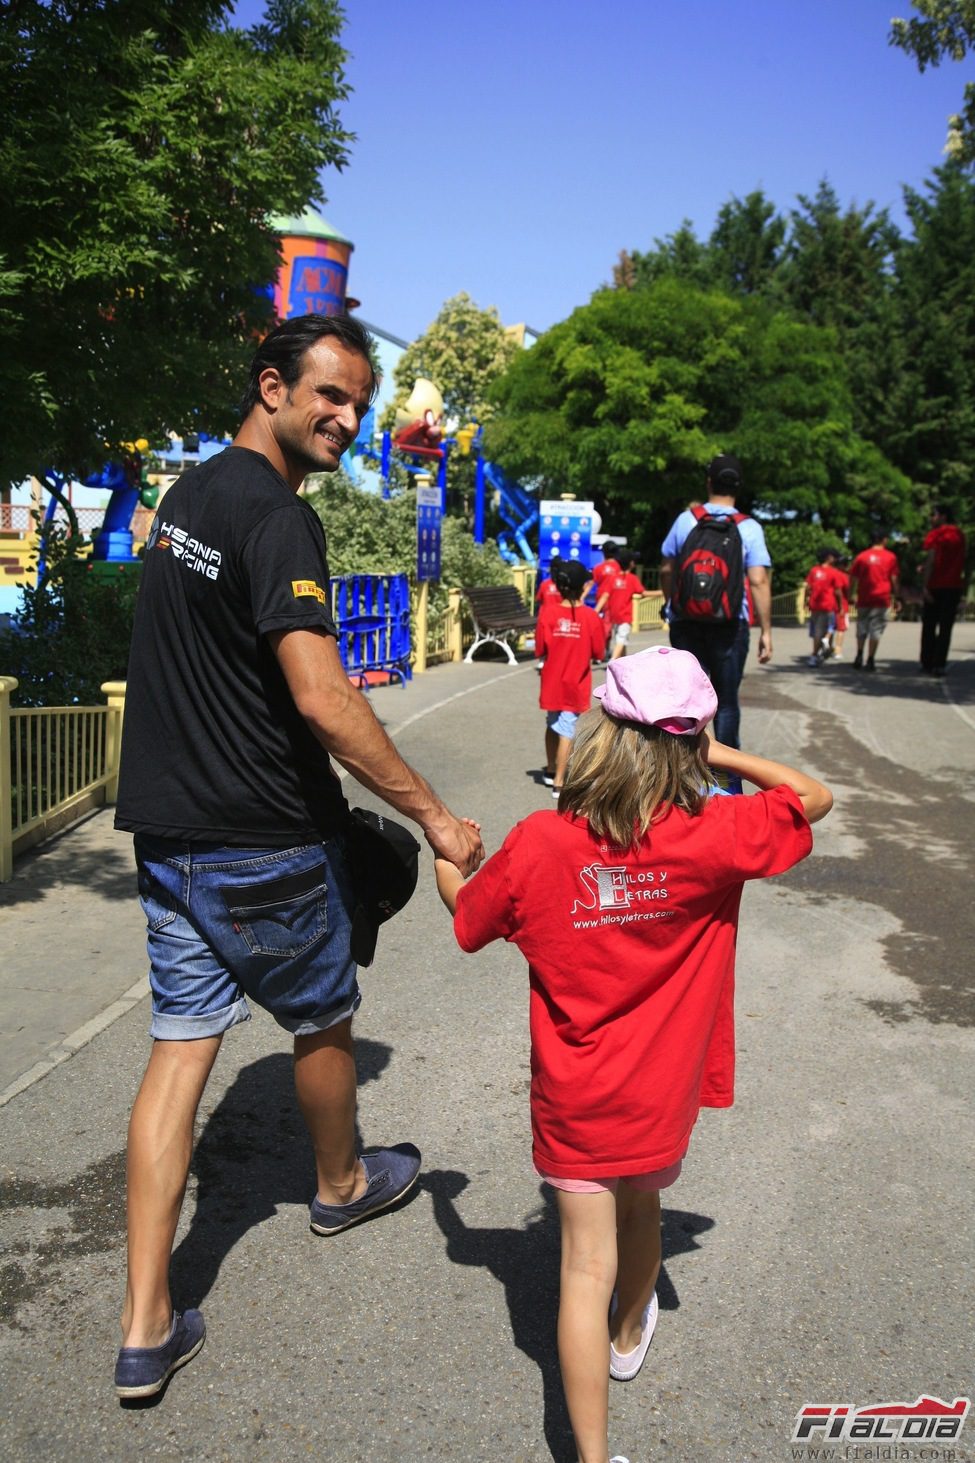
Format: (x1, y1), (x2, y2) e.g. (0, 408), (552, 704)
(345, 808), (420, 967)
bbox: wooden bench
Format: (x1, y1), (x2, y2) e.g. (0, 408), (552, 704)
(462, 585), (537, 665)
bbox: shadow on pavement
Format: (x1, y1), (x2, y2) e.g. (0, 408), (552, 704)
(0, 810), (135, 910)
(423, 1168), (716, 1461)
(169, 1039), (393, 1312)
(774, 655), (975, 703)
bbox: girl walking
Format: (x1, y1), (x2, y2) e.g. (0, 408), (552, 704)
(435, 647), (831, 1463)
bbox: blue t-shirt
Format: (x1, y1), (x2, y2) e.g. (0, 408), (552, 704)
(661, 505), (771, 623)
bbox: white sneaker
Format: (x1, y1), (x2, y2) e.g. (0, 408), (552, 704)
(610, 1292), (658, 1381)
(610, 1456), (631, 1462)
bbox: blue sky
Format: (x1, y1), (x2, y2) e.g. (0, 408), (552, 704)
(232, 0), (967, 342)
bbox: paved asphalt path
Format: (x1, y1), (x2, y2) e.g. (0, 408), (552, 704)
(1, 622), (973, 1463)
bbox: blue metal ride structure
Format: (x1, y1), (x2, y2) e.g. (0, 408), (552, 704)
(479, 458), (537, 565)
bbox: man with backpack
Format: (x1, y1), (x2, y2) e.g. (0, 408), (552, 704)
(659, 454), (772, 747)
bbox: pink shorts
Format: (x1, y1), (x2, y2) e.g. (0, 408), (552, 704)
(535, 1158), (683, 1194)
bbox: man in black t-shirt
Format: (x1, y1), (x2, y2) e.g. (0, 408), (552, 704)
(113, 315), (484, 1400)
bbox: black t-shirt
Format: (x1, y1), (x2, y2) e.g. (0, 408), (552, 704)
(115, 447), (348, 844)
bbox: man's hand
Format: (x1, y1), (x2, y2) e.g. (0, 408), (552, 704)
(757, 629), (773, 664)
(425, 814), (484, 877)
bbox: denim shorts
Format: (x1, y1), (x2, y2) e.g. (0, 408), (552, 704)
(546, 709), (579, 739)
(134, 835), (361, 1040)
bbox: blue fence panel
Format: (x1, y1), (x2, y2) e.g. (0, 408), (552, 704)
(329, 573), (412, 688)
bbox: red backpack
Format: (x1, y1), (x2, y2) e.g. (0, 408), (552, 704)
(671, 507), (748, 622)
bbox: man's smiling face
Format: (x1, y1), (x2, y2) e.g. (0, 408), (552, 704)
(267, 337), (373, 479)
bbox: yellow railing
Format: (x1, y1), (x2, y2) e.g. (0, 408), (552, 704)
(0, 678), (125, 881)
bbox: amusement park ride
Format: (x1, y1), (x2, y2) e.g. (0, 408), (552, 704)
(6, 206), (591, 606)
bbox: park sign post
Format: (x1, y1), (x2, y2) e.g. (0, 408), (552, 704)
(413, 475), (442, 674)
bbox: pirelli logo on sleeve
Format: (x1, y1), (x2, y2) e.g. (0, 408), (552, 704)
(292, 579), (327, 604)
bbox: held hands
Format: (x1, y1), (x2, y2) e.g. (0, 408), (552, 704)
(425, 813), (484, 877)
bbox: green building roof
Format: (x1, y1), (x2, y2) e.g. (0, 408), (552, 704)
(269, 208), (353, 247)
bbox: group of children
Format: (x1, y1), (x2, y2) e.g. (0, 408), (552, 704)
(434, 583), (833, 1462)
(535, 546), (649, 794)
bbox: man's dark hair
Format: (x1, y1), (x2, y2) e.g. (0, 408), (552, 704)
(932, 503), (955, 522)
(601, 540), (618, 557)
(239, 313), (378, 419)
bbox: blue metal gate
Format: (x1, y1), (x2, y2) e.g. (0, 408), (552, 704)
(330, 573), (412, 687)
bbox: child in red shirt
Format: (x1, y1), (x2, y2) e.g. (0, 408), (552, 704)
(803, 548), (839, 665)
(536, 558), (606, 795)
(435, 647), (831, 1463)
(595, 552), (648, 661)
(535, 574), (562, 608)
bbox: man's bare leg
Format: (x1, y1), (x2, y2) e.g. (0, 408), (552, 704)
(294, 1018), (366, 1206)
(122, 1035), (222, 1348)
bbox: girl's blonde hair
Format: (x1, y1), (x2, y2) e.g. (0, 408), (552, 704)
(558, 708), (712, 849)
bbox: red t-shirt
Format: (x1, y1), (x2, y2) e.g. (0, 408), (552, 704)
(603, 570), (644, 626)
(832, 568), (850, 612)
(454, 790), (812, 1177)
(536, 577), (562, 605)
(536, 602), (606, 713)
(805, 564), (838, 613)
(592, 558), (620, 594)
(924, 524), (966, 590)
(849, 547), (899, 608)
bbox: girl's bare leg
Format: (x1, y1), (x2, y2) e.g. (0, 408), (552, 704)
(611, 1184), (661, 1354)
(556, 1188), (618, 1463)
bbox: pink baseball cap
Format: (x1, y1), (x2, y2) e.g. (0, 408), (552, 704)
(593, 646), (717, 735)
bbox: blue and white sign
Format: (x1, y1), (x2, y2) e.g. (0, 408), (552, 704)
(538, 500), (595, 576)
(416, 481), (442, 582)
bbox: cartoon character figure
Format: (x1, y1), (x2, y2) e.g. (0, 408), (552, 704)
(393, 379), (445, 459)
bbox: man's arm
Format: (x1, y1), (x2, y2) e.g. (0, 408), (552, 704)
(270, 627), (483, 875)
(920, 548), (936, 601)
(659, 556), (674, 602)
(747, 565), (773, 663)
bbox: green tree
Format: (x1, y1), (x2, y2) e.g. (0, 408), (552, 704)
(0, 0), (352, 489)
(775, 181), (902, 442)
(486, 279), (910, 554)
(890, 2), (975, 165)
(708, 191), (787, 296)
(887, 161), (975, 509)
(380, 292), (520, 432)
(623, 221), (716, 293)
